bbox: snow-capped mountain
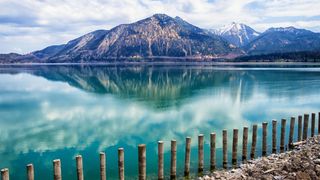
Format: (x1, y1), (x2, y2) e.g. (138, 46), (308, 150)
(210, 22), (260, 47)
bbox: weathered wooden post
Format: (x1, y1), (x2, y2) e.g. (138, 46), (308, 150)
(303, 114), (309, 140)
(311, 113), (316, 137)
(318, 112), (320, 135)
(184, 137), (191, 177)
(280, 119), (286, 153)
(158, 141), (164, 180)
(27, 164), (34, 180)
(272, 120), (277, 153)
(242, 127), (248, 162)
(222, 130), (228, 169)
(289, 117), (295, 150)
(232, 129), (238, 167)
(100, 152), (106, 180)
(118, 148), (124, 180)
(170, 140), (177, 179)
(76, 155), (84, 180)
(53, 159), (62, 180)
(1, 168), (9, 180)
(210, 133), (216, 171)
(198, 134), (204, 173)
(250, 124), (257, 159)
(262, 122), (268, 156)
(298, 116), (302, 141)
(138, 144), (146, 180)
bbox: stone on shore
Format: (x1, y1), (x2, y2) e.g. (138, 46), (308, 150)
(199, 136), (320, 180)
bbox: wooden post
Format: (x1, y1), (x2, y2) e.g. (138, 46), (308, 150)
(210, 133), (216, 171)
(222, 130), (228, 169)
(280, 119), (286, 153)
(311, 113), (316, 137)
(272, 120), (277, 154)
(303, 114), (309, 140)
(27, 164), (34, 180)
(158, 141), (164, 180)
(1, 168), (9, 180)
(138, 144), (146, 180)
(170, 140), (177, 179)
(250, 124), (257, 159)
(118, 148), (124, 180)
(198, 134), (204, 173)
(298, 116), (302, 141)
(242, 127), (248, 162)
(262, 122), (268, 156)
(100, 152), (106, 180)
(184, 137), (191, 176)
(232, 129), (238, 167)
(76, 155), (84, 180)
(53, 159), (61, 180)
(318, 112), (320, 135)
(289, 117), (295, 150)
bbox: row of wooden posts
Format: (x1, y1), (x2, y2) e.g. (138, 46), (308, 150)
(1, 113), (320, 180)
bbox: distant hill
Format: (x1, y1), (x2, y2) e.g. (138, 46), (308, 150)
(244, 27), (320, 55)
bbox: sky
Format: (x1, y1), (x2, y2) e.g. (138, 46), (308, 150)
(0, 0), (320, 54)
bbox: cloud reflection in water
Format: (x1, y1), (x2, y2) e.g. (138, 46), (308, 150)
(0, 65), (320, 179)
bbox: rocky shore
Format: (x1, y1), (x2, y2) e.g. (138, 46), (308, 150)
(200, 135), (320, 180)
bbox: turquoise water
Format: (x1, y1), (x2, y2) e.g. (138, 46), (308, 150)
(0, 64), (320, 179)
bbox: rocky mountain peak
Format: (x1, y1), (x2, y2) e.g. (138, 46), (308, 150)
(210, 22), (260, 47)
(152, 13), (171, 19)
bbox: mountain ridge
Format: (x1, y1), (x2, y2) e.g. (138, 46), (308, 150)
(244, 26), (320, 55)
(37, 13), (238, 63)
(1, 14), (320, 63)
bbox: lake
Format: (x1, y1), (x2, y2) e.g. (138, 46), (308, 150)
(0, 64), (320, 179)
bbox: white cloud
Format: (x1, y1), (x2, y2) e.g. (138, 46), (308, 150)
(0, 0), (320, 53)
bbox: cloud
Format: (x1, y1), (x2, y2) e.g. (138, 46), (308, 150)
(0, 0), (320, 53)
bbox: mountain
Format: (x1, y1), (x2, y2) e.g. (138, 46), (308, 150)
(1, 14), (320, 64)
(30, 14), (237, 63)
(244, 27), (320, 55)
(210, 22), (260, 47)
(32, 30), (109, 60)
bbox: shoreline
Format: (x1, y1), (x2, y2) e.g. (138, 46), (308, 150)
(200, 136), (320, 180)
(1, 61), (320, 66)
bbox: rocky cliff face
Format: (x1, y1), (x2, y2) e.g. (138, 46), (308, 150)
(33, 14), (236, 62)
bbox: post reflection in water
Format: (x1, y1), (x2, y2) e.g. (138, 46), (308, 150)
(0, 65), (320, 179)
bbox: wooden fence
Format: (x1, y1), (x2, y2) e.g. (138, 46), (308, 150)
(1, 112), (320, 180)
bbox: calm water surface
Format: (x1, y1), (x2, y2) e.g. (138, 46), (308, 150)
(0, 64), (320, 179)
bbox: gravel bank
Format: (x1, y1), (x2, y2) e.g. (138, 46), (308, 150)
(200, 135), (320, 180)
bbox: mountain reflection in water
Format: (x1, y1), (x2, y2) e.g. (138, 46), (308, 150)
(0, 65), (320, 179)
